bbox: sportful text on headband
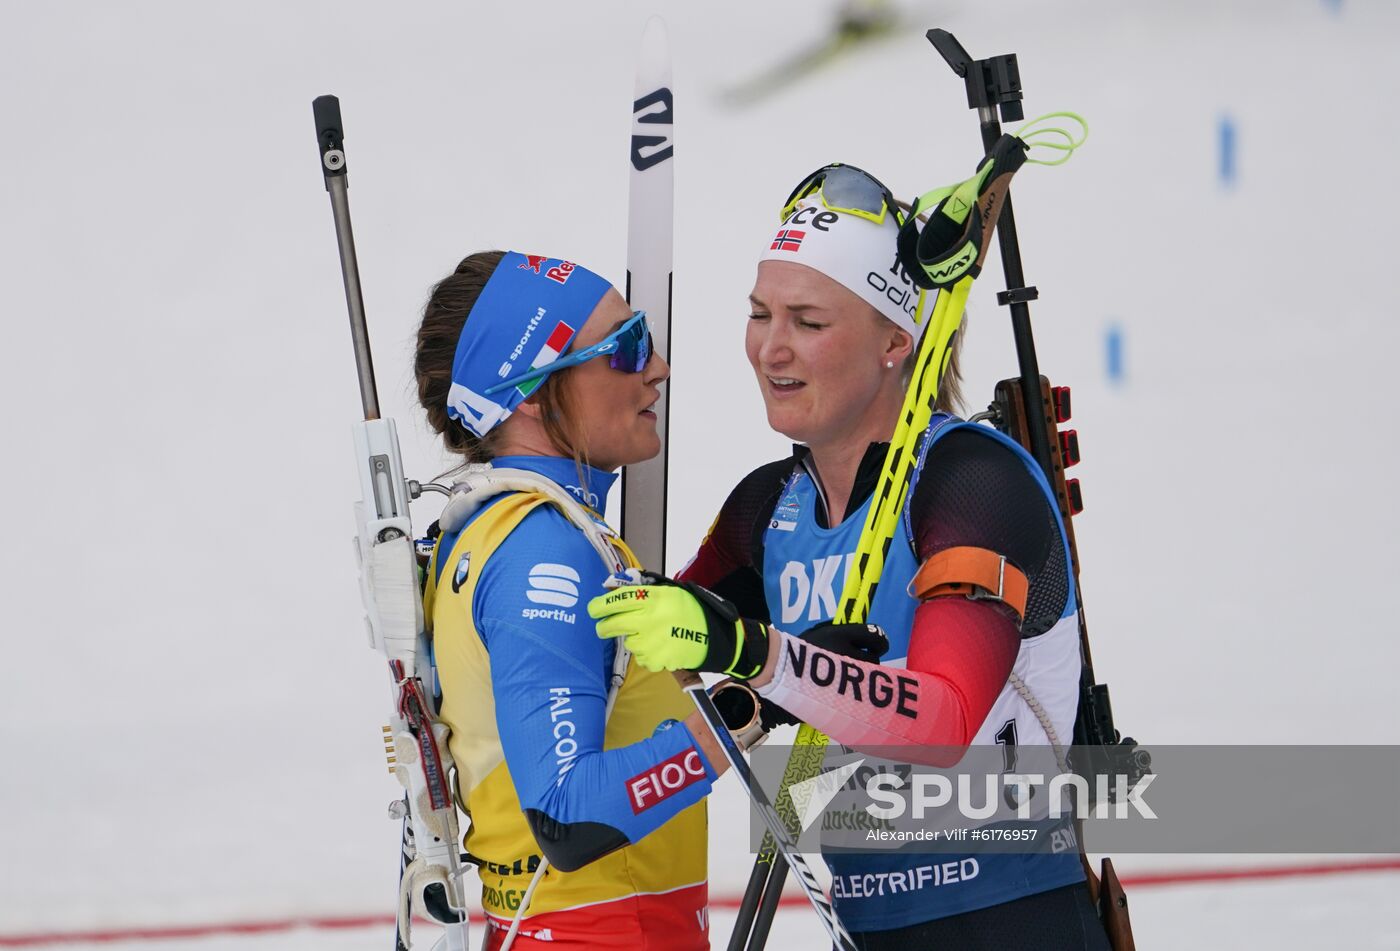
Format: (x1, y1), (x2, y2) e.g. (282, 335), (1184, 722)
(447, 251), (611, 437)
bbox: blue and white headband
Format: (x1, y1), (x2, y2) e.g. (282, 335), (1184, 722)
(446, 251), (612, 437)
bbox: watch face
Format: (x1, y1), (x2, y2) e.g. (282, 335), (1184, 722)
(711, 681), (761, 733)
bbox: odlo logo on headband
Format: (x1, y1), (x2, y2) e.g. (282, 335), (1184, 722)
(868, 254), (923, 326)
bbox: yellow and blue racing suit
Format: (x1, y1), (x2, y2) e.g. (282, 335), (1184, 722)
(425, 455), (712, 949)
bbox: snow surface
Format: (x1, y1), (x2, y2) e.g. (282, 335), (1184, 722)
(15, 874), (1400, 951)
(2, 0), (1398, 946)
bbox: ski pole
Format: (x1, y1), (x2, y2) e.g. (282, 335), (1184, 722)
(675, 673), (857, 951)
(728, 860), (774, 951)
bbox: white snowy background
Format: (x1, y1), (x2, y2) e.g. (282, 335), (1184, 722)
(2, 0), (1398, 947)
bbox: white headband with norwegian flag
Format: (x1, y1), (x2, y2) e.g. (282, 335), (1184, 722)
(760, 197), (931, 341)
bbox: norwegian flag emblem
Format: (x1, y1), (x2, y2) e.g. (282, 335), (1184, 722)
(770, 229), (805, 252)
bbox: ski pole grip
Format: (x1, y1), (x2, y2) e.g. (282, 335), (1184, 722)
(673, 670), (704, 690)
(313, 94), (348, 187)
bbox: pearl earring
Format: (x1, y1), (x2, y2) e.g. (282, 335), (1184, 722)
(885, 360), (895, 369)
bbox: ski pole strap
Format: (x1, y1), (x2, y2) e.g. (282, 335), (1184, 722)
(897, 113), (1086, 290)
(909, 546), (1028, 622)
(1015, 111), (1089, 167)
(897, 133), (1028, 289)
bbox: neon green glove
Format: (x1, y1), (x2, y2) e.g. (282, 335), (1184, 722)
(589, 572), (772, 680)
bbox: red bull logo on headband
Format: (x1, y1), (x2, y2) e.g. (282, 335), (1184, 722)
(447, 251), (612, 438)
(546, 261), (578, 285)
(519, 255), (579, 285)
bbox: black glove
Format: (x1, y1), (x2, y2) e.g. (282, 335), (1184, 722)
(759, 622), (890, 729)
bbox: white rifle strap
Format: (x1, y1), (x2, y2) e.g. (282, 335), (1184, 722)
(440, 466), (625, 569)
(439, 466), (633, 713)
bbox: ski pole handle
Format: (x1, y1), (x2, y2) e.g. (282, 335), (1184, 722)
(672, 669), (703, 690)
(679, 677), (855, 951)
(312, 93), (380, 421)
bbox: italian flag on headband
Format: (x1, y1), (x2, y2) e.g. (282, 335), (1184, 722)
(516, 321), (576, 396)
(446, 251), (610, 438)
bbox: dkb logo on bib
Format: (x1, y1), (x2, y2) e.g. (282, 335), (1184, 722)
(779, 554), (857, 625)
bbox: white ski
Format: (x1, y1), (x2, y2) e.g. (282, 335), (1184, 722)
(615, 22), (855, 948)
(621, 15), (674, 573)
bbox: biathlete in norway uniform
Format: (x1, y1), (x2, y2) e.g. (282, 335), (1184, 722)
(590, 165), (1110, 948)
(413, 251), (714, 950)
(678, 419), (1088, 934)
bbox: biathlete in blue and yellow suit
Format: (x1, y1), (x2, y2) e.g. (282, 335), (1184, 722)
(413, 250), (732, 950)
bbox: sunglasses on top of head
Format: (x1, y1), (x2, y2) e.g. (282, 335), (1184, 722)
(780, 163), (905, 228)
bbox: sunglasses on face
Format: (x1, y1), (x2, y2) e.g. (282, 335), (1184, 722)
(485, 310), (653, 395)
